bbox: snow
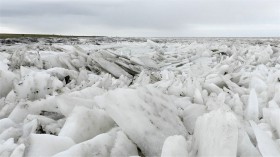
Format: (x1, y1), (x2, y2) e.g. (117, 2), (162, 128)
(1, 37), (280, 156)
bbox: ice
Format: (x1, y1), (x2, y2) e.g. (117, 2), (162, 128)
(0, 127), (21, 141)
(237, 129), (261, 157)
(0, 118), (15, 132)
(25, 134), (75, 157)
(22, 114), (64, 135)
(10, 144), (25, 157)
(91, 53), (133, 79)
(250, 76), (267, 94)
(95, 86), (187, 156)
(14, 71), (63, 101)
(0, 138), (17, 157)
(0, 69), (16, 98)
(263, 108), (280, 137)
(193, 88), (204, 104)
(1, 37), (280, 156)
(161, 135), (189, 157)
(56, 86), (105, 116)
(193, 109), (238, 157)
(53, 128), (138, 157)
(110, 129), (138, 157)
(250, 121), (280, 156)
(9, 96), (58, 123)
(181, 104), (206, 134)
(245, 89), (259, 121)
(59, 106), (115, 143)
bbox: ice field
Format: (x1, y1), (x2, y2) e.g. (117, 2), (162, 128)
(0, 37), (280, 157)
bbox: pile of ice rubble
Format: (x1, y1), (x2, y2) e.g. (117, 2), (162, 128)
(1, 37), (280, 157)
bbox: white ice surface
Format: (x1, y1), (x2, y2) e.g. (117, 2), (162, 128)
(1, 38), (280, 156)
(95, 86), (187, 156)
(53, 128), (138, 157)
(59, 106), (115, 143)
(161, 135), (189, 157)
(194, 109), (238, 157)
(25, 134), (75, 157)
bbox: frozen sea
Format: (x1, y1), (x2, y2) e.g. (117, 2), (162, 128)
(0, 37), (280, 157)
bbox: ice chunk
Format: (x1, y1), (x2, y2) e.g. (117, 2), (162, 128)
(56, 96), (97, 117)
(45, 67), (79, 81)
(0, 127), (21, 141)
(14, 72), (63, 101)
(111, 129), (139, 157)
(137, 56), (159, 69)
(59, 106), (115, 143)
(0, 118), (15, 133)
(0, 69), (16, 98)
(95, 87), (187, 156)
(194, 109), (238, 157)
(9, 96), (58, 123)
(250, 76), (267, 94)
(263, 108), (280, 137)
(76, 69), (88, 84)
(203, 83), (223, 94)
(182, 104), (206, 134)
(56, 86), (105, 116)
(250, 121), (280, 156)
(54, 128), (138, 157)
(91, 54), (132, 79)
(161, 135), (189, 157)
(237, 129), (261, 157)
(10, 144), (25, 157)
(66, 86), (105, 99)
(0, 58), (9, 71)
(245, 89), (259, 121)
(0, 138), (17, 157)
(193, 89), (204, 104)
(23, 114), (64, 135)
(25, 134), (75, 157)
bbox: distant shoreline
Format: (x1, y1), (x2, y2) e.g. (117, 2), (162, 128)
(0, 33), (104, 39)
(0, 33), (279, 39)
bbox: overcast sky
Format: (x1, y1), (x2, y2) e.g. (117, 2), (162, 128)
(0, 0), (279, 37)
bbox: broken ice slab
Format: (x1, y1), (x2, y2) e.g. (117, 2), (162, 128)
(0, 69), (16, 98)
(53, 128), (138, 157)
(245, 89), (259, 121)
(193, 109), (238, 157)
(56, 86), (105, 116)
(161, 135), (189, 157)
(59, 106), (115, 143)
(250, 121), (280, 157)
(91, 54), (133, 79)
(25, 134), (75, 157)
(263, 108), (280, 138)
(95, 86), (187, 156)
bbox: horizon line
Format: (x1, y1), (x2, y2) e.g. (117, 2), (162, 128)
(0, 33), (279, 38)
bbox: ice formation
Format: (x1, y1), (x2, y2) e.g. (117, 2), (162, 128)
(0, 37), (280, 156)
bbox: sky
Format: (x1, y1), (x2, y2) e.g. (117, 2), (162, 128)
(0, 0), (279, 37)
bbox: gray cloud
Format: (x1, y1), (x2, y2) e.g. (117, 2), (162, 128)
(0, 0), (279, 37)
